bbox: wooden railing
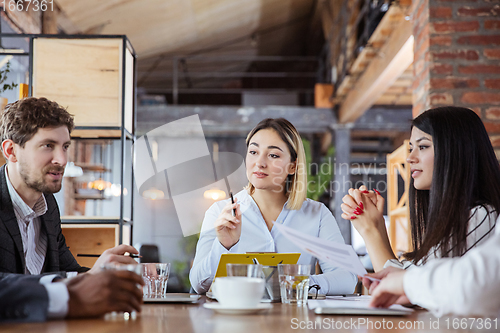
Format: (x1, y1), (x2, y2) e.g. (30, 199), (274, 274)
(386, 140), (412, 256)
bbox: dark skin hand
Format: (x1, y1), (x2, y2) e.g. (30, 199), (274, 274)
(66, 270), (144, 318)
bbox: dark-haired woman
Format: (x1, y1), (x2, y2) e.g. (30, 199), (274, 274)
(341, 106), (499, 272)
(190, 118), (357, 294)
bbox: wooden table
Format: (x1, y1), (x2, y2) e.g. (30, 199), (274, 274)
(0, 297), (497, 332)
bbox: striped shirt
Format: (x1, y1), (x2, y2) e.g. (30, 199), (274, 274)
(5, 167), (48, 275)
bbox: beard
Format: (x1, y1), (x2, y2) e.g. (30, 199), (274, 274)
(19, 162), (65, 194)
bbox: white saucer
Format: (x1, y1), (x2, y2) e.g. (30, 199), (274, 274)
(203, 302), (272, 315)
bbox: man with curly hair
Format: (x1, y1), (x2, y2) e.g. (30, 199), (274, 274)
(0, 97), (141, 321)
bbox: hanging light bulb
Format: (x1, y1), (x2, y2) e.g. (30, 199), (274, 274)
(104, 184), (128, 197)
(203, 188), (226, 201)
(88, 178), (112, 191)
(202, 142), (227, 201)
(64, 162), (83, 177)
(142, 187), (165, 200)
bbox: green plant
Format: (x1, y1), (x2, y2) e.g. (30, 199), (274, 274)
(302, 137), (335, 201)
(0, 62), (18, 95)
(172, 234), (200, 291)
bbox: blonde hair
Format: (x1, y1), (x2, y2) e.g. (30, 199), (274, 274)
(245, 118), (307, 210)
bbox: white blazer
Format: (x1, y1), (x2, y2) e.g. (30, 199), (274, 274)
(404, 218), (500, 316)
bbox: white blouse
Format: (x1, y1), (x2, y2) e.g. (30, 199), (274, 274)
(189, 189), (358, 294)
(384, 205), (498, 269)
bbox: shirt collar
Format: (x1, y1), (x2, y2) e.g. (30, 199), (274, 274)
(241, 188), (290, 212)
(5, 167), (48, 222)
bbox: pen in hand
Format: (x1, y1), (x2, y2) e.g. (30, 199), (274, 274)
(77, 254), (141, 258)
(230, 191), (237, 217)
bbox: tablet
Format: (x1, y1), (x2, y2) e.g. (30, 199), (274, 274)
(143, 294), (201, 303)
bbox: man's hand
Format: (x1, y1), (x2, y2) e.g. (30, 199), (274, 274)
(66, 270), (144, 318)
(88, 244), (139, 274)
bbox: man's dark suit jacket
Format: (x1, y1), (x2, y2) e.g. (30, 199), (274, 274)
(0, 164), (89, 277)
(0, 274), (50, 322)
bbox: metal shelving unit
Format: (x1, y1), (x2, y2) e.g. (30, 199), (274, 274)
(0, 33), (136, 245)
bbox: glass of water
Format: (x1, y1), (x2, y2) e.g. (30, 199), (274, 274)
(278, 264), (311, 306)
(226, 264), (263, 278)
(142, 263), (170, 298)
(101, 262), (142, 320)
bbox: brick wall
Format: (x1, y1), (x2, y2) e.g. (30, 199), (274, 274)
(411, 0), (500, 153)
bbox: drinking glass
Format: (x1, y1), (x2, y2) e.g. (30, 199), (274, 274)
(102, 263), (142, 320)
(142, 263), (170, 298)
(278, 264), (311, 306)
(226, 264), (263, 278)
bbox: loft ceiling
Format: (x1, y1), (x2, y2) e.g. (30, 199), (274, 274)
(55, 0), (315, 58)
(45, 0), (413, 161)
(54, 0), (322, 102)
(51, 0), (413, 116)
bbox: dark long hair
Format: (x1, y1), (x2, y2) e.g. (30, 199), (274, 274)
(405, 106), (500, 263)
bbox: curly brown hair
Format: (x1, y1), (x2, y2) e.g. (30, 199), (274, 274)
(0, 97), (74, 151)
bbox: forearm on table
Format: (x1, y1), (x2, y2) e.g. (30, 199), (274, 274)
(190, 237), (240, 293)
(311, 269), (357, 295)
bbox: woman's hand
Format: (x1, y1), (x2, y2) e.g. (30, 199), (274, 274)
(357, 185), (379, 206)
(361, 266), (403, 294)
(341, 187), (385, 237)
(368, 270), (411, 308)
(341, 187), (396, 271)
(214, 198), (242, 250)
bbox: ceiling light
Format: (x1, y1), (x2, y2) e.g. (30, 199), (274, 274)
(204, 188), (226, 201)
(142, 187), (165, 200)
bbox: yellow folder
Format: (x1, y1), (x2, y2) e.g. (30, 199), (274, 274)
(214, 252), (301, 278)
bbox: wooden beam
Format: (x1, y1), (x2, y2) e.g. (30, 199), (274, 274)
(46, 1), (81, 34)
(42, 5), (59, 33)
(338, 18), (413, 123)
(55, 2), (82, 34)
(56, 14), (81, 34)
(305, 0), (326, 55)
(3, 7), (41, 33)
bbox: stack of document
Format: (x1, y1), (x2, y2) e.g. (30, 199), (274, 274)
(273, 223), (414, 315)
(272, 222), (369, 277)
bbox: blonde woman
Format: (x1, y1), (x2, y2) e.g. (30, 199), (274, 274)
(190, 118), (357, 294)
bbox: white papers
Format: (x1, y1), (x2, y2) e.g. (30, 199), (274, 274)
(308, 297), (413, 313)
(272, 222), (368, 277)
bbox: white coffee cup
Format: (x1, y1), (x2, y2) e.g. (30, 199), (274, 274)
(212, 277), (265, 308)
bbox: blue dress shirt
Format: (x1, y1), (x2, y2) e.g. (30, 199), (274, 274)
(190, 189), (357, 294)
